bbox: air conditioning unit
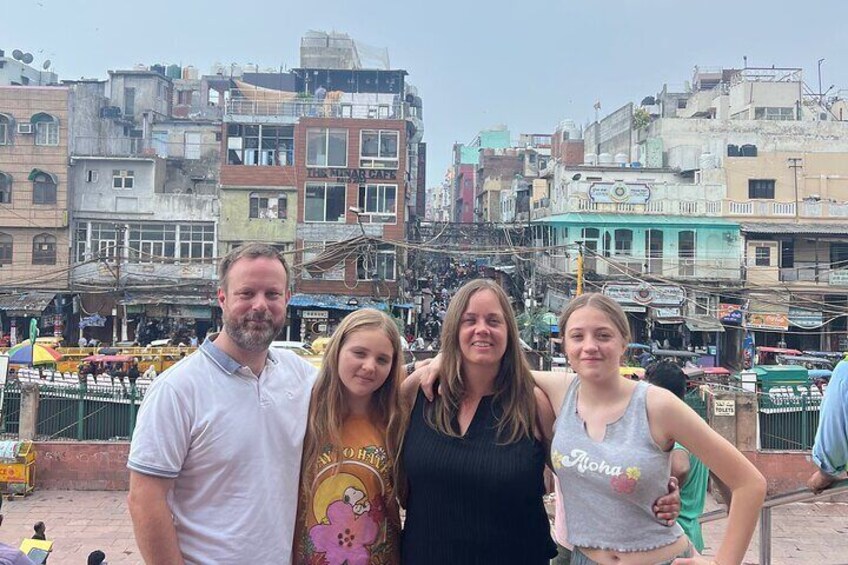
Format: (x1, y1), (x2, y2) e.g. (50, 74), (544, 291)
(17, 123), (33, 134)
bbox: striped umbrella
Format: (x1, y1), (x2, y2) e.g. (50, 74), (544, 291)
(7, 340), (63, 366)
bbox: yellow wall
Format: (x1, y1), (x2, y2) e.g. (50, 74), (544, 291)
(725, 151), (848, 204)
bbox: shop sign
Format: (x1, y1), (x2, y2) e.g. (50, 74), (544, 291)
(78, 314), (107, 328)
(829, 269), (848, 286)
(306, 168), (398, 183)
(603, 283), (685, 306)
(788, 307), (824, 329)
(718, 303), (744, 326)
(0, 465), (27, 483)
(170, 305), (212, 319)
(620, 305), (646, 313)
(653, 307), (681, 319)
(302, 310), (329, 320)
(589, 181), (651, 204)
(746, 312), (789, 331)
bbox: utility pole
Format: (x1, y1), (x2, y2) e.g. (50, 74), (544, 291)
(817, 58), (825, 106)
(576, 242), (584, 296)
(112, 224), (127, 345)
(788, 158), (803, 223)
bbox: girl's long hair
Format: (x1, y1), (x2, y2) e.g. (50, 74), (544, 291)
(300, 308), (408, 495)
(424, 278), (537, 443)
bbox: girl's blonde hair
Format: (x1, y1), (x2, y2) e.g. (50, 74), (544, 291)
(300, 308), (407, 493)
(425, 278), (537, 443)
(558, 292), (632, 344)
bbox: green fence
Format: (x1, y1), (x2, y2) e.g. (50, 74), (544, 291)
(1, 381), (146, 441)
(759, 393), (822, 450)
(685, 389), (708, 421)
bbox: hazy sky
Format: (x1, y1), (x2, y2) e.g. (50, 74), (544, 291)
(4, 0), (846, 187)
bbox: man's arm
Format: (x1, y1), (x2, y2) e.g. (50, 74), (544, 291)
(128, 471), (185, 565)
(809, 363), (848, 492)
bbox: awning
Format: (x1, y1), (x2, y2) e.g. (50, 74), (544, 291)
(0, 292), (56, 317)
(29, 112), (56, 124)
(741, 222), (848, 235)
(685, 315), (726, 333)
(27, 168), (58, 183)
(288, 293), (413, 312)
(119, 293), (216, 307)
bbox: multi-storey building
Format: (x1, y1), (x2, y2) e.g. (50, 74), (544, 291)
(68, 72), (222, 344)
(0, 82), (71, 343)
(221, 63), (422, 341)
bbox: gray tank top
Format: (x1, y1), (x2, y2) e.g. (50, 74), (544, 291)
(552, 378), (684, 552)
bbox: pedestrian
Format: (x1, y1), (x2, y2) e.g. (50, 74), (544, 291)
(534, 293), (765, 565)
(293, 309), (406, 564)
(32, 522), (45, 540)
(86, 550), (106, 565)
(808, 359), (848, 493)
(127, 360), (140, 387)
(78, 335), (88, 348)
(646, 361), (733, 553)
(127, 244), (318, 564)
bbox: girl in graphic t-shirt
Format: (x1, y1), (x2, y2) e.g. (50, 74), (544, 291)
(534, 293), (766, 565)
(293, 309), (407, 565)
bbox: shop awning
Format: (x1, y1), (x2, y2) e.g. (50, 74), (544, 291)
(685, 315), (725, 333)
(288, 293), (413, 311)
(0, 292), (56, 317)
(119, 293), (216, 307)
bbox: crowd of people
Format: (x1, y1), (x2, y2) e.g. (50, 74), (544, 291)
(123, 243), (848, 565)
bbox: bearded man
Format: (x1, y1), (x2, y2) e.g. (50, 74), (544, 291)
(127, 244), (318, 564)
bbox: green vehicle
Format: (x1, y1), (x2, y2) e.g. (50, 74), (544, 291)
(751, 365), (810, 395)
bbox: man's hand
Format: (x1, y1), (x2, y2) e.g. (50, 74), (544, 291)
(807, 469), (837, 494)
(653, 476), (681, 526)
(417, 353), (442, 401)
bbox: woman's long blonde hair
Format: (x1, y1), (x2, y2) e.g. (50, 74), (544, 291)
(424, 278), (537, 443)
(300, 308), (408, 492)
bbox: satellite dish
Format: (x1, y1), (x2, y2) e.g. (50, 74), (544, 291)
(11, 49), (23, 61)
(22, 53), (34, 64)
(42, 60), (51, 70)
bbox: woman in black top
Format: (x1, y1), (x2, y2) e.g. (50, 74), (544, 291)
(400, 279), (556, 564)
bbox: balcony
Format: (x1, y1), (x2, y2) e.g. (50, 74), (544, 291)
(72, 137), (145, 158)
(538, 251), (741, 281)
(225, 99), (406, 124)
(779, 265), (848, 286)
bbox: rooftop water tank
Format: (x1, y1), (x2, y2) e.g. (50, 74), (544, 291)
(614, 153), (628, 167)
(598, 153), (614, 165)
(584, 153), (598, 166)
(727, 144), (740, 157)
(741, 144), (758, 157)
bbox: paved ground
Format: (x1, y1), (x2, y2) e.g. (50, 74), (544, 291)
(0, 490), (845, 564)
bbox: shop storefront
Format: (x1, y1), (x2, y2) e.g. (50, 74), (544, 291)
(0, 292), (62, 346)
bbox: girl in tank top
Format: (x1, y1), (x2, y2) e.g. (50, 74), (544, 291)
(294, 309), (407, 565)
(533, 293), (766, 565)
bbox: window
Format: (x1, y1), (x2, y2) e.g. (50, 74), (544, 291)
(128, 223), (176, 263)
(32, 172), (56, 204)
(75, 222), (120, 262)
(754, 107), (795, 121)
(302, 241), (345, 280)
(357, 184), (397, 223)
(748, 179), (775, 199)
(0, 114), (9, 145)
(678, 230), (696, 276)
(357, 244), (396, 281)
(305, 183), (346, 222)
(0, 232), (11, 265)
(0, 172), (10, 203)
(613, 229), (633, 256)
(227, 124), (294, 166)
(179, 224), (215, 262)
(645, 229), (664, 274)
(86, 170), (98, 183)
(755, 246), (771, 267)
(112, 170), (134, 189)
(177, 90), (193, 105)
(32, 114), (58, 146)
(360, 130), (399, 168)
(780, 240), (794, 269)
(306, 128), (347, 167)
(249, 192), (288, 220)
(124, 87), (136, 116)
(32, 233), (56, 265)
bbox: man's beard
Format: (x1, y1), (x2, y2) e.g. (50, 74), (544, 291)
(224, 311), (284, 352)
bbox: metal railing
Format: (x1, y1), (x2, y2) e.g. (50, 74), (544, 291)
(701, 478), (848, 564)
(225, 99), (406, 121)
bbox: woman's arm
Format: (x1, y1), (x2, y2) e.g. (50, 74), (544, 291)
(649, 388), (766, 565)
(530, 371), (575, 418)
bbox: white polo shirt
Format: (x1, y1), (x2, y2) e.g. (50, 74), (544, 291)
(128, 337), (318, 564)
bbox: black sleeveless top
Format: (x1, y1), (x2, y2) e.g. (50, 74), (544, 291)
(401, 391), (556, 564)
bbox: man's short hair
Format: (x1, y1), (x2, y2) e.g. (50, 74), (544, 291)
(87, 550), (106, 565)
(646, 361), (687, 400)
(218, 243), (289, 289)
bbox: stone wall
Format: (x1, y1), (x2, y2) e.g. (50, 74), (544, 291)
(34, 441), (129, 491)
